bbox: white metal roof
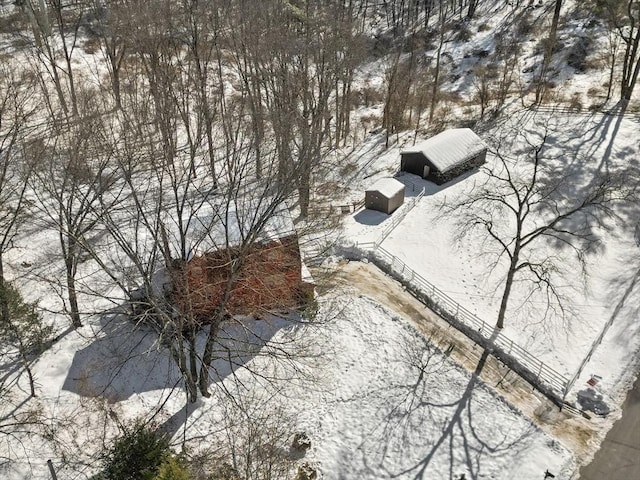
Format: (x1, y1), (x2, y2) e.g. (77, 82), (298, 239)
(163, 200), (295, 260)
(402, 128), (487, 173)
(366, 177), (405, 198)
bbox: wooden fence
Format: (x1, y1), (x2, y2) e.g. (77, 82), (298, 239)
(310, 200), (365, 216)
(366, 246), (571, 401)
(366, 187), (426, 248)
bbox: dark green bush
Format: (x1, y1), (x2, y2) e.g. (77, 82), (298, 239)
(102, 420), (171, 480)
(155, 456), (191, 480)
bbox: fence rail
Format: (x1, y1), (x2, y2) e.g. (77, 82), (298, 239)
(533, 103), (640, 122)
(346, 179), (586, 404)
(310, 200), (364, 216)
(372, 187), (425, 248)
(370, 246), (570, 398)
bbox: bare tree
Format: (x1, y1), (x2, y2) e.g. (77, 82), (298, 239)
(30, 88), (116, 329)
(593, 0), (640, 105)
(383, 51), (415, 147)
(0, 283), (51, 398)
(196, 388), (300, 480)
(0, 379), (46, 472)
(0, 63), (36, 324)
(233, 0), (359, 216)
(21, 0), (87, 117)
(447, 116), (622, 329)
(89, 1), (128, 110)
(494, 33), (521, 110)
(604, 29), (622, 101)
(0, 53), (52, 480)
(81, 88), (310, 402)
(429, 1), (455, 123)
(471, 65), (492, 120)
(467, 0), (480, 19)
(180, 0), (222, 185)
(535, 0), (564, 105)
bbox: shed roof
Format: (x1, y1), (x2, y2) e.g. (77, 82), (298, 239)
(402, 128), (487, 173)
(366, 177), (405, 198)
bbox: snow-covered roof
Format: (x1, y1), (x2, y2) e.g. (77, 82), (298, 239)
(402, 128), (487, 173)
(163, 200), (295, 260)
(366, 177), (404, 198)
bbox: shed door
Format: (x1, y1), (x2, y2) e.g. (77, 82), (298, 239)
(423, 165), (430, 178)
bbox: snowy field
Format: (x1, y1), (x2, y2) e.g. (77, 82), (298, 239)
(293, 295), (574, 479)
(342, 110), (640, 404)
(2, 1), (639, 478)
(2, 291), (574, 480)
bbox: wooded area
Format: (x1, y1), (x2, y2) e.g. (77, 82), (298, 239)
(0, 0), (639, 478)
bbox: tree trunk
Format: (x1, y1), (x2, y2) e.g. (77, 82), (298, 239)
(43, 45), (69, 117)
(298, 175), (311, 218)
(621, 43), (640, 102)
(111, 53), (123, 110)
(19, 347), (37, 398)
(168, 340), (199, 403)
(467, 0), (478, 19)
(496, 267), (515, 329)
(188, 328), (198, 381)
(497, 248), (520, 329)
(65, 238), (82, 329)
(66, 269), (82, 328)
(535, 0), (563, 105)
(197, 316), (223, 397)
(63, 49), (78, 117)
(429, 38), (443, 122)
(0, 256), (7, 324)
(620, 5), (640, 103)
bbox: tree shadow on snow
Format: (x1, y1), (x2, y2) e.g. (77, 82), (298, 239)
(62, 310), (179, 403)
(158, 315), (294, 438)
(392, 351), (526, 478)
(61, 307), (288, 419)
(608, 265), (640, 352)
(356, 330), (537, 480)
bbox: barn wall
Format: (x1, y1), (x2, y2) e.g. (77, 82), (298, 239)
(170, 236), (310, 321)
(400, 152), (428, 177)
(386, 188), (405, 214)
(365, 190), (390, 214)
(429, 149), (487, 185)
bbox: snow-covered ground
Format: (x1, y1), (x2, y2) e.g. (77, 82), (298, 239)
(2, 290), (575, 479)
(295, 295), (574, 479)
(341, 109), (640, 407)
(2, 1), (639, 478)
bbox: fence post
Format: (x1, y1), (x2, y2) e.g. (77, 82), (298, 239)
(364, 244), (568, 399)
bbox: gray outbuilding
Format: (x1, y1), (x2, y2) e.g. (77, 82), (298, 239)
(365, 177), (405, 214)
(400, 128), (487, 185)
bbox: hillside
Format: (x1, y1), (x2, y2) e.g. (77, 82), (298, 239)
(0, 0), (638, 479)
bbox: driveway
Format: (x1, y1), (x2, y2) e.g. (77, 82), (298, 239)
(580, 374), (640, 479)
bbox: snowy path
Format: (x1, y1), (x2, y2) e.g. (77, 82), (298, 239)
(580, 375), (640, 480)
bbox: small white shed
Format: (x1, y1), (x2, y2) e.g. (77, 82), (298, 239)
(365, 177), (405, 214)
